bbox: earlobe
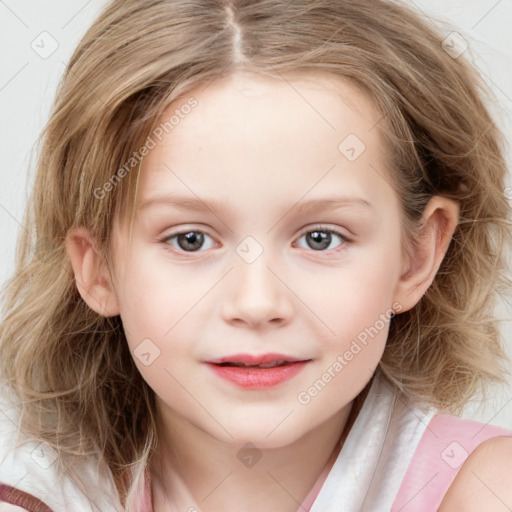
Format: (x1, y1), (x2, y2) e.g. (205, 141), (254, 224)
(393, 196), (459, 313)
(65, 226), (120, 317)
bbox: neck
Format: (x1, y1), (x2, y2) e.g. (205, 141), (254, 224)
(149, 382), (371, 512)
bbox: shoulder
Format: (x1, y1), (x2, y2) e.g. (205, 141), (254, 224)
(438, 435), (512, 511)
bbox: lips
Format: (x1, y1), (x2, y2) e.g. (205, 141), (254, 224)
(218, 360), (289, 368)
(205, 353), (311, 389)
(206, 353), (309, 367)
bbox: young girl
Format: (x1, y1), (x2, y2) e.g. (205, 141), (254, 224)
(1, 0), (512, 511)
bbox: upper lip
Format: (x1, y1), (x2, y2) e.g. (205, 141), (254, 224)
(206, 353), (310, 365)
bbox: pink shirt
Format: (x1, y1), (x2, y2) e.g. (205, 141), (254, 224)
(391, 413), (512, 510)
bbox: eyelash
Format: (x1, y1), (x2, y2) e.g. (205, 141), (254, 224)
(158, 225), (351, 256)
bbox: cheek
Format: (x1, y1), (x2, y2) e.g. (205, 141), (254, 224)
(115, 253), (213, 384)
(116, 250), (203, 337)
(302, 256), (398, 341)
(295, 263), (395, 419)
(116, 270), (194, 403)
(293, 248), (401, 400)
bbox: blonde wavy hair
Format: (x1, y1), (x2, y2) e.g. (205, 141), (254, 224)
(1, 0), (511, 508)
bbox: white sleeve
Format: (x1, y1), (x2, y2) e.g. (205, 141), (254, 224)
(0, 503), (30, 512)
(0, 386), (124, 512)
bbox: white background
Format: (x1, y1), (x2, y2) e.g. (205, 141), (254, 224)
(1, 0), (512, 427)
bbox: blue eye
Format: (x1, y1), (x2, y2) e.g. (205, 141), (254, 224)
(295, 227), (347, 252)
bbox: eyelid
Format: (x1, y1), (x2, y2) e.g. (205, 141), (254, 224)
(158, 223), (352, 255)
(158, 227), (218, 254)
(293, 224), (351, 252)
(297, 224), (351, 241)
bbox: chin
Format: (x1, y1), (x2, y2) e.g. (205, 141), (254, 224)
(210, 420), (306, 451)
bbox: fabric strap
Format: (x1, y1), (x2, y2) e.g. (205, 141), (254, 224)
(391, 413), (512, 511)
(0, 484), (53, 512)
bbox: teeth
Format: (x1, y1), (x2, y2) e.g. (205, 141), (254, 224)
(258, 361), (287, 368)
(222, 361), (289, 368)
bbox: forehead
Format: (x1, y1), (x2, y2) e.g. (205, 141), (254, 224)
(165, 70), (379, 139)
(118, 70), (396, 233)
(223, 70), (373, 115)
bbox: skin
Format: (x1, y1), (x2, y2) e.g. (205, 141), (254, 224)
(66, 70), (460, 511)
(438, 436), (512, 510)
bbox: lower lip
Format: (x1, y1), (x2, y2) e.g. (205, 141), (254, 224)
(206, 361), (308, 389)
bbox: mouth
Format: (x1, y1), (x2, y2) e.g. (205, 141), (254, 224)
(215, 360), (297, 368)
(206, 352), (310, 366)
(205, 353), (311, 389)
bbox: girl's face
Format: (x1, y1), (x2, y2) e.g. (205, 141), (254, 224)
(109, 71), (407, 448)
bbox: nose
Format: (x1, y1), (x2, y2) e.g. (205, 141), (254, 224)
(221, 253), (294, 329)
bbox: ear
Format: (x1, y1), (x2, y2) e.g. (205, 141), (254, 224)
(65, 226), (120, 317)
(393, 196), (459, 313)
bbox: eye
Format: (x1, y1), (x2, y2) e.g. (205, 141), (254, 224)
(295, 226), (348, 252)
(159, 225), (349, 255)
(160, 230), (216, 253)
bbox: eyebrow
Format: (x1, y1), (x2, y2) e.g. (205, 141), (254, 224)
(137, 194), (374, 216)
